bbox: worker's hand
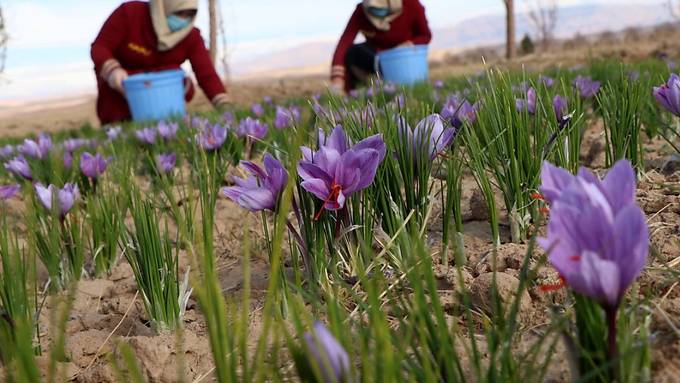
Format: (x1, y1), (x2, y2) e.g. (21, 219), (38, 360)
(329, 78), (345, 96)
(398, 40), (414, 48)
(212, 93), (231, 110)
(107, 68), (128, 95)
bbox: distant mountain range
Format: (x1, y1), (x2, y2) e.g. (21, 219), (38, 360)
(233, 2), (672, 78)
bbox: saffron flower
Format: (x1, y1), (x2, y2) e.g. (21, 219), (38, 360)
(573, 76), (601, 99)
(63, 152), (73, 169)
(155, 153), (177, 174)
(134, 127), (157, 145)
(35, 183), (80, 218)
(106, 126), (123, 140)
(251, 103), (265, 117)
(235, 117), (269, 140)
(4, 156), (32, 180)
(303, 322), (351, 383)
(0, 145), (14, 159)
(653, 73), (680, 117)
(441, 96), (477, 128)
(222, 111), (235, 126)
(222, 154), (288, 212)
(0, 184), (20, 200)
(157, 121), (179, 140)
(434, 80), (444, 89)
(539, 75), (555, 88)
(274, 106), (296, 129)
(80, 152), (111, 179)
(516, 87), (537, 114)
(18, 133), (52, 159)
(298, 126), (386, 216)
(399, 114), (455, 160)
(538, 160), (649, 308)
(197, 123), (228, 151)
(62, 138), (89, 153)
(552, 95), (568, 122)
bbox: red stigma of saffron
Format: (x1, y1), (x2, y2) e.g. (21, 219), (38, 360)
(569, 255), (581, 262)
(314, 183), (342, 221)
(539, 275), (566, 293)
(530, 192), (545, 200)
(539, 207), (550, 215)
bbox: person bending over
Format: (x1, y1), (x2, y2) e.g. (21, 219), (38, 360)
(330, 0), (432, 93)
(91, 0), (230, 124)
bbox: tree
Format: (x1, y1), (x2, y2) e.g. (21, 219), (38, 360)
(503, 0), (516, 59)
(526, 0), (558, 50)
(208, 0), (217, 64)
(0, 4), (7, 74)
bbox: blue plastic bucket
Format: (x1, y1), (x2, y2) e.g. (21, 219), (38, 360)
(377, 45), (429, 86)
(123, 69), (186, 122)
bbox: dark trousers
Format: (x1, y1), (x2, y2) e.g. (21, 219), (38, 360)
(345, 43), (378, 91)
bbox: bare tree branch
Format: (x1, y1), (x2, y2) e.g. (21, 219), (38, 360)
(217, 0), (230, 80)
(526, 0), (558, 50)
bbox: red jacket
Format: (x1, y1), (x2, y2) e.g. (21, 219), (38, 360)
(91, 1), (226, 124)
(331, 0), (432, 81)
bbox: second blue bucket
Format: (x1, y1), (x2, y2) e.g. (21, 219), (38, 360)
(377, 45), (429, 86)
(123, 69), (186, 122)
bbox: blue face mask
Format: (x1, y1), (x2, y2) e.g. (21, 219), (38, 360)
(367, 7), (391, 18)
(166, 14), (191, 32)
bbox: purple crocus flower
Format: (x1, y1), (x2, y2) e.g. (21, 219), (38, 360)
(539, 75), (555, 88)
(251, 103), (265, 117)
(516, 87), (537, 114)
(35, 183), (80, 218)
(62, 138), (88, 153)
(157, 121), (179, 140)
(348, 89), (360, 99)
(303, 322), (351, 383)
(4, 156), (32, 180)
(552, 95), (568, 122)
(222, 111), (235, 126)
(134, 127), (157, 145)
(538, 160), (648, 308)
(106, 126), (123, 141)
(0, 184), (20, 200)
(653, 73), (680, 117)
(18, 133), (52, 159)
(155, 153), (177, 174)
(298, 126), (386, 217)
(573, 76), (601, 99)
(0, 145), (14, 159)
(63, 152), (73, 169)
(383, 82), (397, 95)
(80, 152), (111, 179)
(434, 80), (444, 89)
(399, 114), (455, 161)
(274, 106), (294, 129)
(263, 96), (273, 105)
(197, 123), (228, 151)
(222, 154), (288, 212)
(441, 96), (477, 128)
(236, 118), (269, 140)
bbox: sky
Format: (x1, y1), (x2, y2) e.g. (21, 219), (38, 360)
(0, 0), (626, 102)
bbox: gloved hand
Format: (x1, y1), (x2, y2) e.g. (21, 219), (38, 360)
(212, 93), (231, 109)
(330, 78), (345, 96)
(398, 40), (414, 48)
(107, 68), (128, 95)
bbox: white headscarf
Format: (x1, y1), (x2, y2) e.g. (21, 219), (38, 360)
(362, 0), (403, 31)
(150, 0), (199, 51)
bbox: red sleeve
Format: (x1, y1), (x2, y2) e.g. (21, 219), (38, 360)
(331, 6), (363, 80)
(411, 1), (432, 45)
(91, 4), (128, 74)
(187, 30), (227, 99)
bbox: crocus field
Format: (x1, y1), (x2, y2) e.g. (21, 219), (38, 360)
(1, 59), (680, 382)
